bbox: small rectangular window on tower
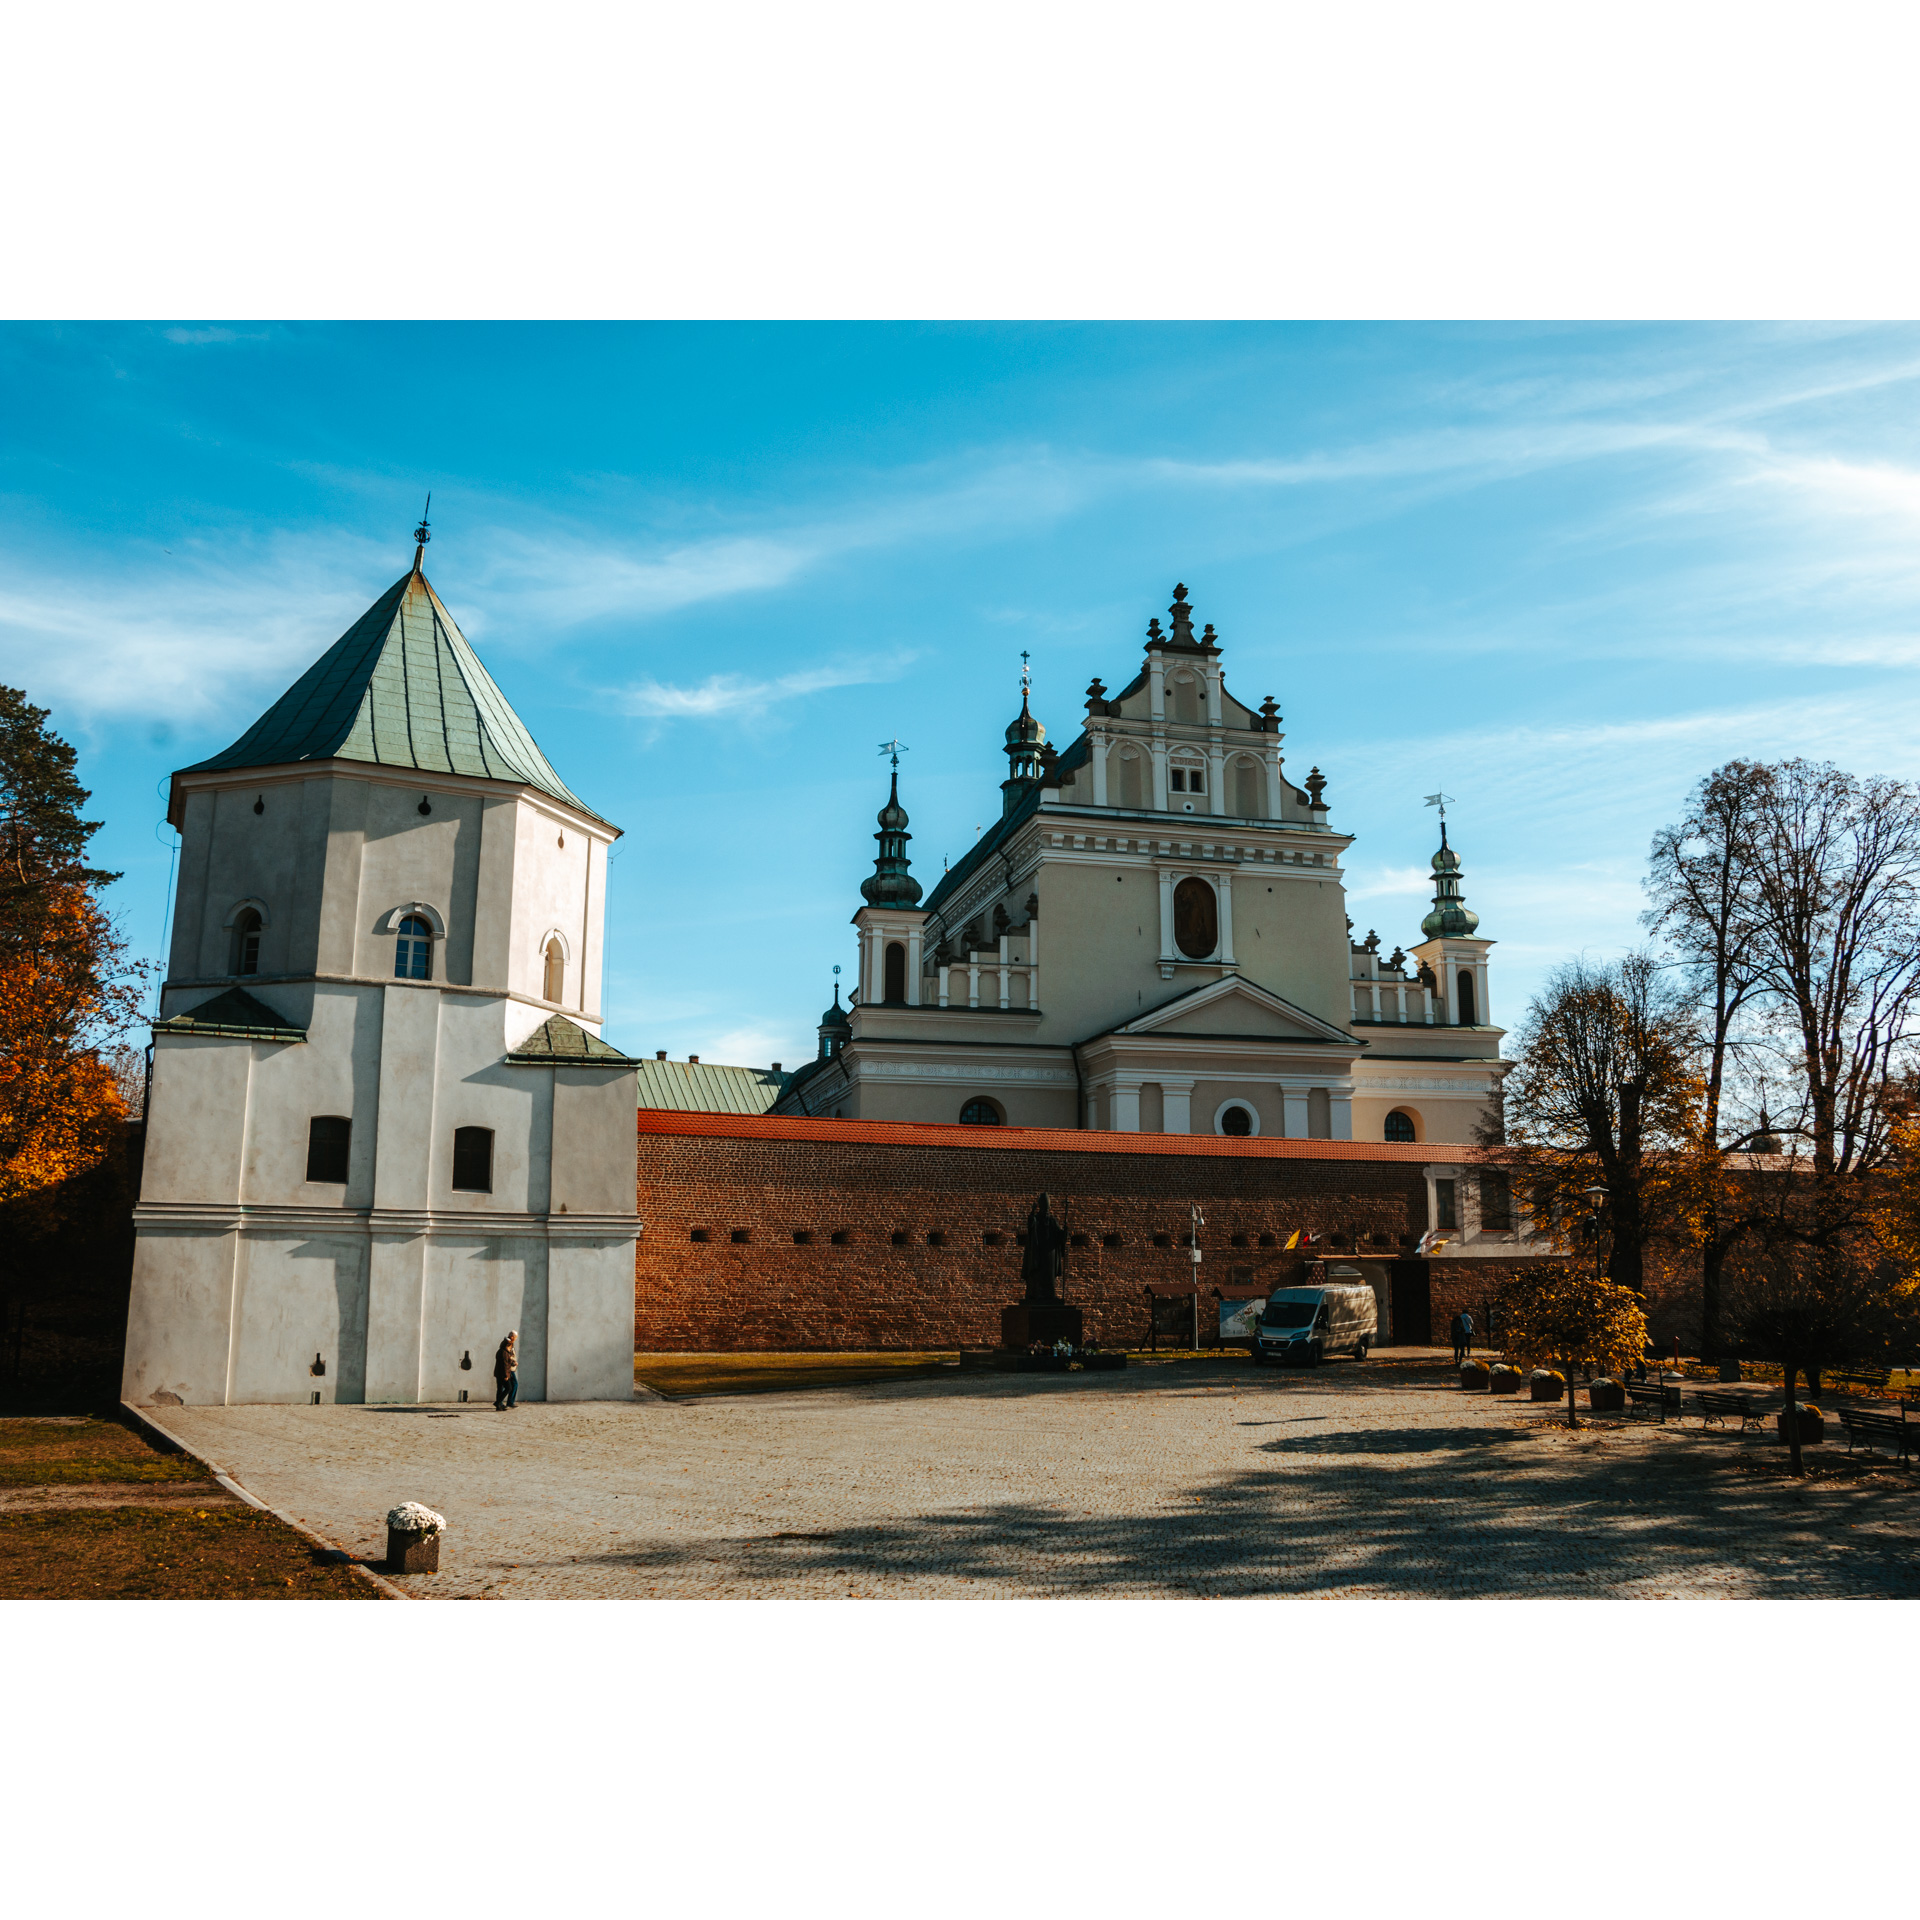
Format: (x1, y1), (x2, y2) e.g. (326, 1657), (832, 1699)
(1435, 1179), (1457, 1230)
(451, 1126), (494, 1193)
(1169, 769), (1186, 792)
(305, 1116), (350, 1184)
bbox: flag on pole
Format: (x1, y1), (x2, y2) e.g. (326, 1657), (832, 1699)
(1284, 1229), (1301, 1250)
(1417, 1230), (1451, 1255)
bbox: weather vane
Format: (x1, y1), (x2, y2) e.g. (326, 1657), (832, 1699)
(878, 738), (908, 767)
(1424, 791), (1454, 820)
(412, 492), (432, 568)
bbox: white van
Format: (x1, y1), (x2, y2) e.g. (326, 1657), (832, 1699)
(1252, 1280), (1377, 1366)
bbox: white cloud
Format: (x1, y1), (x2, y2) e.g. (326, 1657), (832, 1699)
(612, 658), (902, 720)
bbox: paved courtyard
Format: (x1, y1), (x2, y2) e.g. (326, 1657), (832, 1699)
(160, 1354), (1920, 1599)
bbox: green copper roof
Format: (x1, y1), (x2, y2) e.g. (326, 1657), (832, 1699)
(153, 987), (307, 1043)
(180, 567), (595, 818)
(504, 1014), (640, 1068)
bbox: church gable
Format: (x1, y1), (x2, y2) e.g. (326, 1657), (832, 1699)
(1113, 976), (1349, 1045)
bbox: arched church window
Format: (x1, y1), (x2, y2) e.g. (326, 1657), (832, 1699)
(451, 1126), (493, 1193)
(884, 941), (907, 1004)
(1233, 757), (1263, 818)
(958, 1098), (1004, 1125)
(1456, 970), (1477, 1025)
(1385, 1110), (1417, 1144)
(230, 908), (262, 977)
(395, 915), (434, 982)
(543, 938), (564, 1003)
(1173, 877), (1218, 958)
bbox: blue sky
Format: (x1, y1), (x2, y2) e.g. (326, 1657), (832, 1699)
(7, 320), (1920, 1068)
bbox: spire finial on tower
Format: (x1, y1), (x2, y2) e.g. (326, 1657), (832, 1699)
(1425, 789), (1454, 849)
(412, 492), (432, 573)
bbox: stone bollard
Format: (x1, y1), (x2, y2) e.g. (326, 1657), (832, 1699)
(1460, 1360), (1491, 1391)
(1588, 1377), (1625, 1412)
(386, 1501), (446, 1574)
(1489, 1364), (1523, 1395)
(1529, 1369), (1566, 1402)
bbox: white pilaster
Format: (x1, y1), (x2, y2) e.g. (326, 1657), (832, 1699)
(1162, 1079), (1195, 1134)
(907, 927), (923, 1007)
(1207, 743), (1226, 816)
(1148, 656), (1165, 720)
(1158, 869), (1175, 961)
(1217, 873), (1235, 965)
(1266, 747), (1285, 820)
(1151, 735), (1168, 811)
(1111, 1082), (1142, 1132)
(1091, 732), (1109, 806)
(1205, 665), (1223, 727)
(1283, 1087), (1310, 1138)
(1330, 1090), (1353, 1140)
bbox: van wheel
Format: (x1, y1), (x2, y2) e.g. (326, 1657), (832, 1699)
(1306, 1343), (1322, 1368)
(1355, 1339), (1370, 1362)
(1251, 1348), (1266, 1366)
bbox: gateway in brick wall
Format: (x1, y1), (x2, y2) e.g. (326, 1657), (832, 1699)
(634, 1110), (1550, 1352)
(772, 585), (1507, 1149)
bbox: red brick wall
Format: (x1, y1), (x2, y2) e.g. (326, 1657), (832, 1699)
(634, 1116), (1474, 1352)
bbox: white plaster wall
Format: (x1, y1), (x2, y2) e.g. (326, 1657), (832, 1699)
(142, 1039), (254, 1205)
(122, 1232), (237, 1406)
(552, 1069), (641, 1214)
(421, 1234), (547, 1402)
(228, 1233), (370, 1404)
(548, 1240), (638, 1400)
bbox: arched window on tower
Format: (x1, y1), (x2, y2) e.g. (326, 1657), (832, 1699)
(230, 908), (262, 977)
(884, 941), (907, 1004)
(543, 938), (565, 1003)
(395, 915), (434, 982)
(1456, 969), (1477, 1025)
(1173, 877), (1218, 958)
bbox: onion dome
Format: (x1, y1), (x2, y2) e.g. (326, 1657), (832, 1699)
(1420, 823), (1481, 938)
(860, 764), (923, 907)
(816, 983), (851, 1060)
(1005, 688), (1046, 751)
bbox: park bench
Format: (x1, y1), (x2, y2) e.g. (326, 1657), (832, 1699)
(1695, 1389), (1768, 1432)
(1835, 1405), (1915, 1462)
(1624, 1380), (1681, 1421)
(1827, 1369), (1891, 1395)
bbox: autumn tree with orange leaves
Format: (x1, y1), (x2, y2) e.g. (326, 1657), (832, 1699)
(0, 687), (146, 1379)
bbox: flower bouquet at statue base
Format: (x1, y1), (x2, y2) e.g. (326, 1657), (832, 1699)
(1777, 1402), (1825, 1447)
(386, 1501), (447, 1574)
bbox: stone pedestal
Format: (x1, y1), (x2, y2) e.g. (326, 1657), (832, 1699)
(1001, 1303), (1083, 1350)
(387, 1527), (441, 1574)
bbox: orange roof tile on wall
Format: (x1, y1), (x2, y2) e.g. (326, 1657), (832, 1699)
(634, 1108), (1478, 1163)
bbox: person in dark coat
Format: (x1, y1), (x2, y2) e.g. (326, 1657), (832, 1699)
(493, 1331), (519, 1410)
(1451, 1310), (1474, 1365)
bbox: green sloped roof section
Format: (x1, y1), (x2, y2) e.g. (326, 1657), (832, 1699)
(505, 1014), (641, 1068)
(153, 987), (307, 1042)
(634, 1058), (791, 1114)
(182, 569), (597, 819)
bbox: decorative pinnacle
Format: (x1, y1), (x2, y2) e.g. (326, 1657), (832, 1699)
(878, 738), (908, 768)
(412, 492), (432, 571)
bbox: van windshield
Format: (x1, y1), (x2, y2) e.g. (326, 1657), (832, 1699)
(1261, 1301), (1317, 1328)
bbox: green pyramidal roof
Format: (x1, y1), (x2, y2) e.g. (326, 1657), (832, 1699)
(177, 566), (597, 819)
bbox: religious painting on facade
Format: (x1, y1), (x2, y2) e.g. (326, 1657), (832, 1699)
(1173, 876), (1218, 958)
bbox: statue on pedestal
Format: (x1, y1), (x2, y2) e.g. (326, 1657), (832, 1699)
(1001, 1191), (1083, 1351)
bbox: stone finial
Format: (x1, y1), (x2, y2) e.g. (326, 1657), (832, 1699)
(1085, 677), (1108, 714)
(1146, 617), (1165, 645)
(1306, 767), (1328, 809)
(1200, 623), (1218, 649)
(1168, 584), (1196, 647)
(1259, 694), (1280, 731)
(1364, 929), (1381, 953)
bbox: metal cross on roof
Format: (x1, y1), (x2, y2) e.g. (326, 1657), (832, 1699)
(1020, 649), (1032, 695)
(877, 738), (908, 767)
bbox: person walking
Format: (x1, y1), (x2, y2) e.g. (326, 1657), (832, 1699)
(1450, 1311), (1470, 1365)
(1458, 1309), (1475, 1363)
(493, 1330), (519, 1410)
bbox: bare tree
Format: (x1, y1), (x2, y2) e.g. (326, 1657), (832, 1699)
(1488, 953), (1698, 1295)
(1644, 761), (1773, 1351)
(1744, 760), (1920, 1247)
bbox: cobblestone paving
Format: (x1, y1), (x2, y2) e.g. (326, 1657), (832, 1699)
(160, 1355), (1920, 1599)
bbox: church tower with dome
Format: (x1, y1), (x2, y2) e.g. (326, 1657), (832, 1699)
(122, 519), (643, 1409)
(776, 584), (1507, 1145)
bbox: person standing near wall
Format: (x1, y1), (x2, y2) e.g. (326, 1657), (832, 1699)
(1451, 1310), (1475, 1365)
(493, 1331), (519, 1410)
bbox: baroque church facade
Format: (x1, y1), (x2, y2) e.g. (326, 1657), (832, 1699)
(122, 527), (641, 1408)
(775, 586), (1506, 1147)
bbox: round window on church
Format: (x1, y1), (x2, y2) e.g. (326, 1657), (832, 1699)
(1385, 1110), (1417, 1143)
(1219, 1104), (1254, 1137)
(1173, 877), (1217, 958)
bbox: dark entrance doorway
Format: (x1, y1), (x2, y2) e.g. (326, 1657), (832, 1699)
(1388, 1260), (1431, 1347)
